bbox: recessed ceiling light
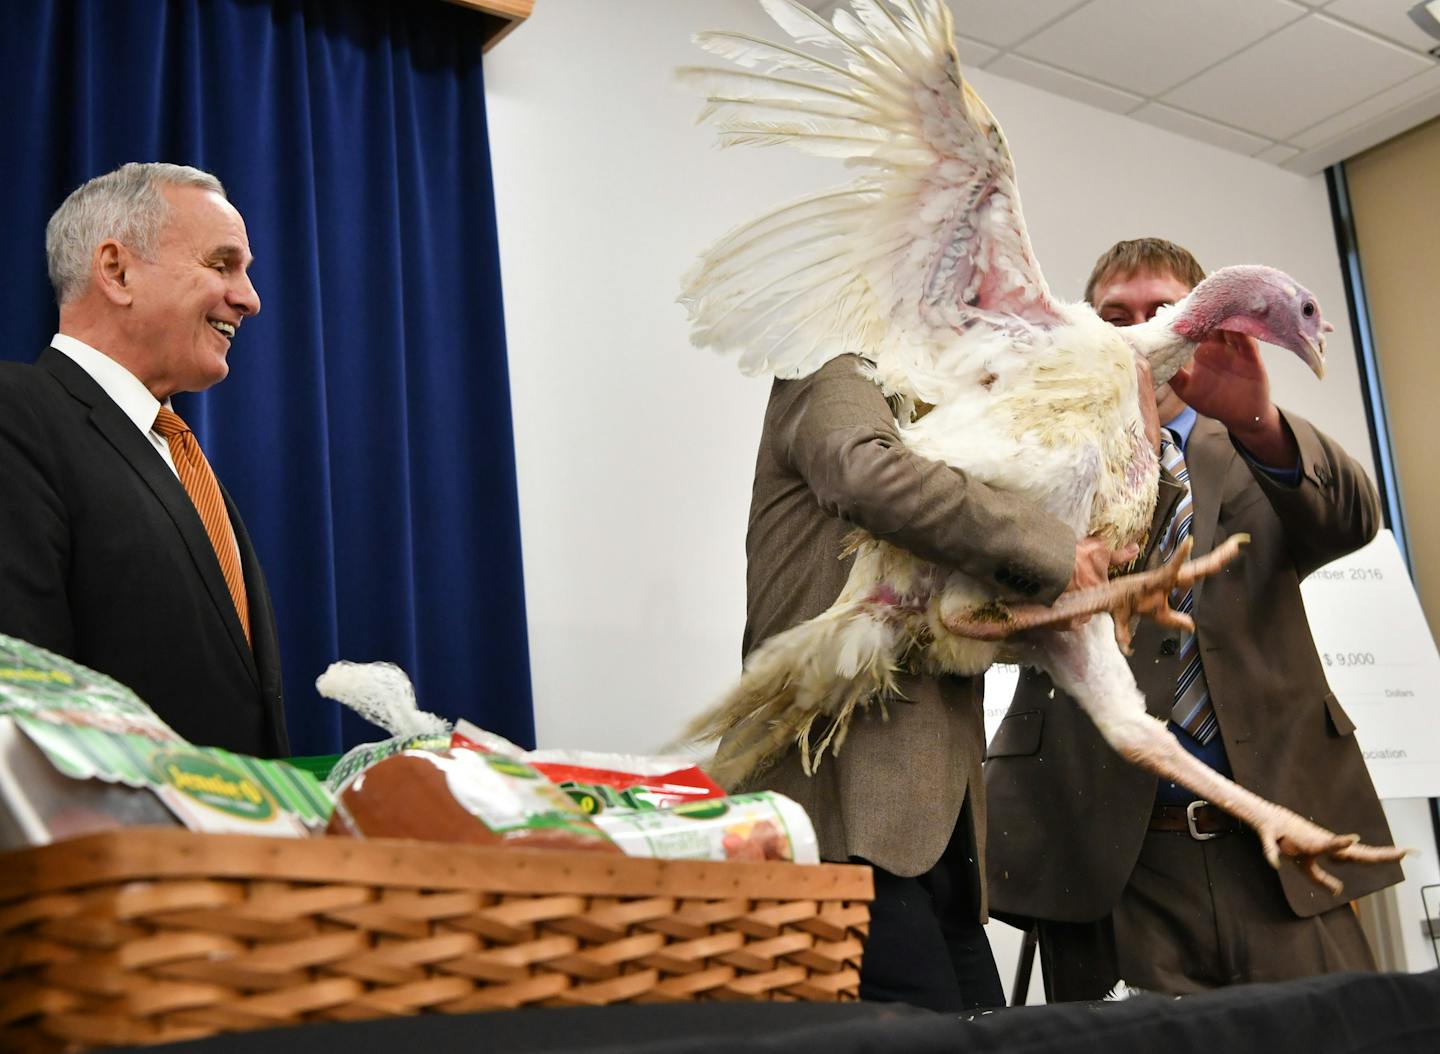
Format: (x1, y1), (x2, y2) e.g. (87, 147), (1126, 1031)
(1410, 1), (1440, 40)
(1409, 1), (1440, 58)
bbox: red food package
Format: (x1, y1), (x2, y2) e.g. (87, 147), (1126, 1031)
(451, 720), (725, 815)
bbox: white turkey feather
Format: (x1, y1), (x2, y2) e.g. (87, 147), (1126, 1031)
(676, 67), (881, 117)
(831, 5), (913, 76)
(758, 0), (872, 56)
(714, 126), (888, 156)
(682, 0), (1060, 403)
(683, 186), (876, 278)
(699, 96), (880, 128)
(692, 32), (881, 88)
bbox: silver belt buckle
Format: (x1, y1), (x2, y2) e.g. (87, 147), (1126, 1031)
(1186, 799), (1220, 841)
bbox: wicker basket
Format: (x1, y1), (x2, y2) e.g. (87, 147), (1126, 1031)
(0, 829), (872, 1052)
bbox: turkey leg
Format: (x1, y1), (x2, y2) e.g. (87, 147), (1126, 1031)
(943, 533), (1248, 651)
(1027, 615), (1409, 894)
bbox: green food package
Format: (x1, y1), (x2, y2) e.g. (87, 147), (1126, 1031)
(0, 633), (332, 844)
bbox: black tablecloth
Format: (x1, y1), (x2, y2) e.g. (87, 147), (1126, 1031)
(116, 969), (1440, 1054)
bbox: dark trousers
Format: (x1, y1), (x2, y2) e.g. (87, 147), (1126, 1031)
(1037, 827), (1378, 1002)
(855, 804), (1004, 1012)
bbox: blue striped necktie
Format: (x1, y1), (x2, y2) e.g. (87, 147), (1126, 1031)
(1157, 428), (1217, 745)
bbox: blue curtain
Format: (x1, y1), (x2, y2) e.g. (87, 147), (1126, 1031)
(0, 0), (535, 754)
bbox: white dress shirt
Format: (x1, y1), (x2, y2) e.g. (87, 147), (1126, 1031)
(50, 333), (180, 479)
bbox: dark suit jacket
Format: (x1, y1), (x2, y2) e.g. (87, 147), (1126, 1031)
(734, 356), (1076, 911)
(984, 410), (1402, 922)
(0, 347), (288, 756)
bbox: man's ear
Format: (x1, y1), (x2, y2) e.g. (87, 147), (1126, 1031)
(94, 240), (134, 306)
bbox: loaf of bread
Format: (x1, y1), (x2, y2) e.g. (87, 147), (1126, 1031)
(326, 749), (621, 853)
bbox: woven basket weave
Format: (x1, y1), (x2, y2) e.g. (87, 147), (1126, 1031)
(0, 829), (872, 1052)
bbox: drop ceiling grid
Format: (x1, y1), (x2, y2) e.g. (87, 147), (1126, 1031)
(1013, 0), (1306, 100)
(799, 0), (1440, 169)
(902, 0), (1092, 49)
(1324, 0), (1440, 52)
(1290, 63), (1440, 148)
(1161, 13), (1433, 141)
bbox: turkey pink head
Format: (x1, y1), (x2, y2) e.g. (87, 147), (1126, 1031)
(1169, 265), (1331, 379)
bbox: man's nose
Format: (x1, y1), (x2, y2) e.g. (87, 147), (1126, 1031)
(232, 273), (261, 317)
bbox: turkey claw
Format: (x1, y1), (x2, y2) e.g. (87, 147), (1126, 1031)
(1258, 819), (1409, 896)
(1295, 853), (1345, 897)
(942, 534), (1250, 643)
(1266, 829), (1358, 896)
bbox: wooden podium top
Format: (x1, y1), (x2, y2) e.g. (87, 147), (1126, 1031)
(443, 0), (535, 52)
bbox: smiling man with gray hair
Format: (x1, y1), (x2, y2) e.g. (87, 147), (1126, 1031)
(0, 162), (288, 756)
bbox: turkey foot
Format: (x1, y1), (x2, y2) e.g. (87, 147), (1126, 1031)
(1119, 717), (1409, 894)
(943, 533), (1250, 647)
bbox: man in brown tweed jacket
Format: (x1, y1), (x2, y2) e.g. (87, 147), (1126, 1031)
(731, 353), (1129, 1010)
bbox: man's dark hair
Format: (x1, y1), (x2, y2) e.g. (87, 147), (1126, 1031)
(1083, 238), (1206, 304)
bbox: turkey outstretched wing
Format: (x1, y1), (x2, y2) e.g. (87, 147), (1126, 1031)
(679, 0), (1064, 388)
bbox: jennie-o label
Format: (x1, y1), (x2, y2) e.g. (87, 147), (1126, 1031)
(441, 749), (604, 839)
(152, 748), (308, 836)
(0, 633), (331, 839)
(592, 791), (820, 864)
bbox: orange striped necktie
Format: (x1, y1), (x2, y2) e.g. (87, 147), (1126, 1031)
(152, 407), (251, 646)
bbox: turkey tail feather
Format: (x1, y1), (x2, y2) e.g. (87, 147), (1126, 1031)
(677, 598), (902, 788)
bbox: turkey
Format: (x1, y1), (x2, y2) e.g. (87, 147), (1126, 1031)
(677, 0), (1405, 892)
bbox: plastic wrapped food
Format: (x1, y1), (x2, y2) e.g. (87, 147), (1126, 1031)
(326, 749), (621, 853)
(450, 720), (726, 814)
(325, 732), (451, 792)
(0, 633), (331, 843)
(591, 791), (819, 864)
(314, 661), (454, 792)
(0, 718), (178, 848)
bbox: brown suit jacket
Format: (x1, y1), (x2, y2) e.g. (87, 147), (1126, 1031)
(984, 410), (1403, 923)
(733, 356), (1075, 913)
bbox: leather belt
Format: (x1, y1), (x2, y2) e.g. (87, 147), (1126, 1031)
(1150, 800), (1241, 840)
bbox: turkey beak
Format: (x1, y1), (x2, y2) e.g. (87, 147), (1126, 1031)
(1299, 333), (1326, 380)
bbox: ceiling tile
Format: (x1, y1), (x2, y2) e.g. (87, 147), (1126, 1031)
(942, 0), (1090, 48)
(954, 33), (1001, 69)
(1323, 0), (1440, 53)
(808, 0), (1440, 173)
(1283, 88), (1440, 172)
(1161, 14), (1433, 139)
(987, 54), (1144, 114)
(1130, 102), (1274, 154)
(1252, 142), (1302, 164)
(1016, 0), (1303, 97)
(1290, 64), (1440, 147)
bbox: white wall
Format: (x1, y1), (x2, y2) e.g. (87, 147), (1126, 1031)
(484, 0), (1397, 998)
(486, 0), (1374, 751)
(1380, 800), (1440, 973)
